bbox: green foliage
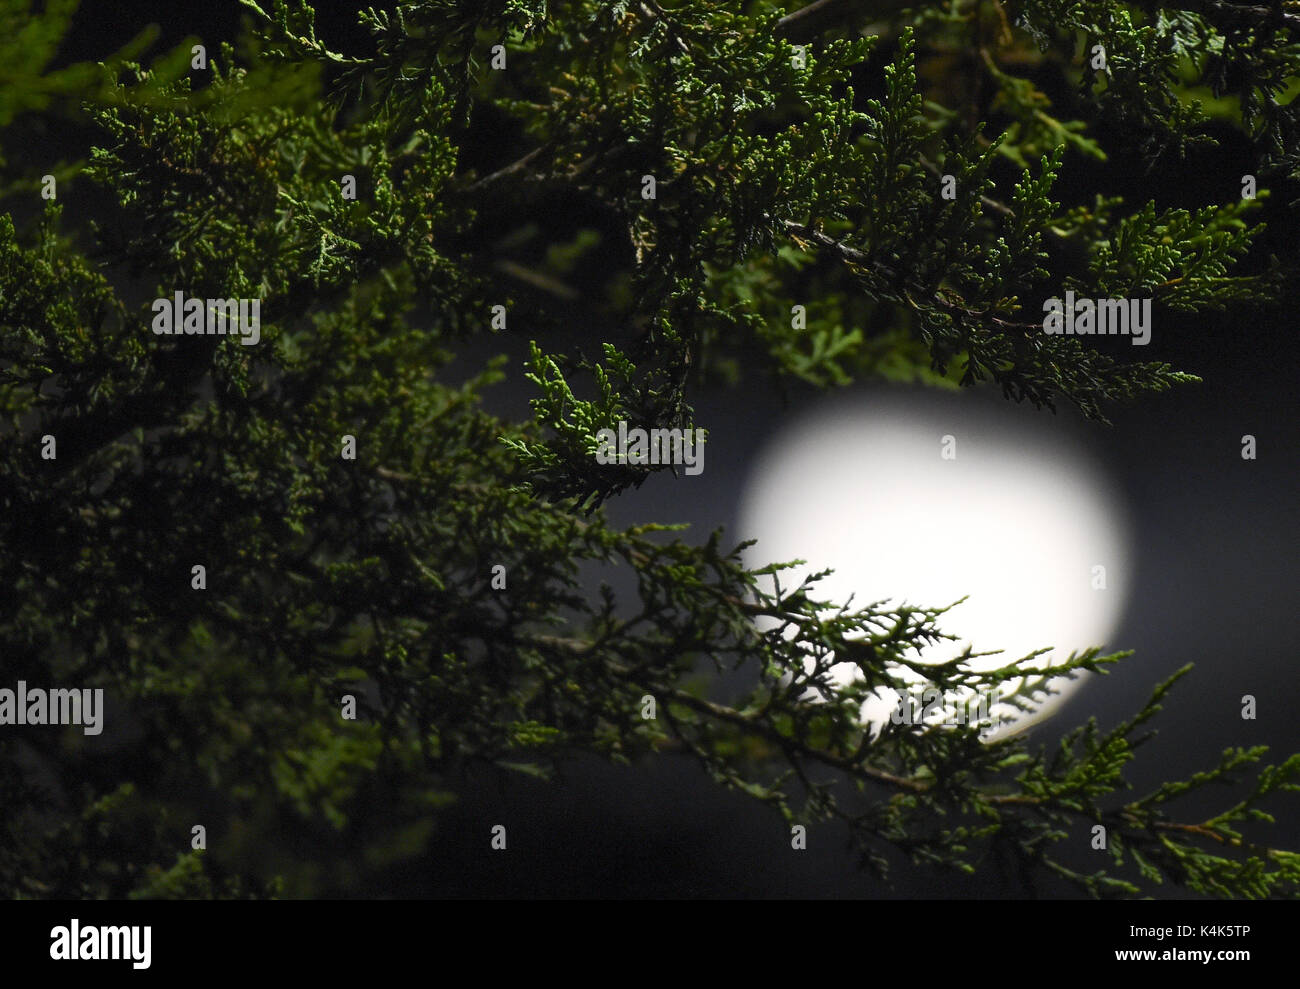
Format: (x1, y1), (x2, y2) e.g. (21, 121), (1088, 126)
(1015, 0), (1300, 169)
(0, 0), (1296, 898)
(0, 0), (154, 138)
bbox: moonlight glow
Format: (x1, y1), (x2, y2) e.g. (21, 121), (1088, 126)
(737, 389), (1133, 737)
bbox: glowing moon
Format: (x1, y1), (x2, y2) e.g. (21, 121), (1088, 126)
(736, 389), (1133, 737)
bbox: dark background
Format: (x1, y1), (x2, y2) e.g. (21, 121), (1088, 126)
(19, 0), (1298, 897)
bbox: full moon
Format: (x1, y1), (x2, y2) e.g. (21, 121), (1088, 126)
(736, 388), (1133, 738)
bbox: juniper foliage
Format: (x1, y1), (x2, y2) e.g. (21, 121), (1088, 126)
(0, 0), (1297, 898)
